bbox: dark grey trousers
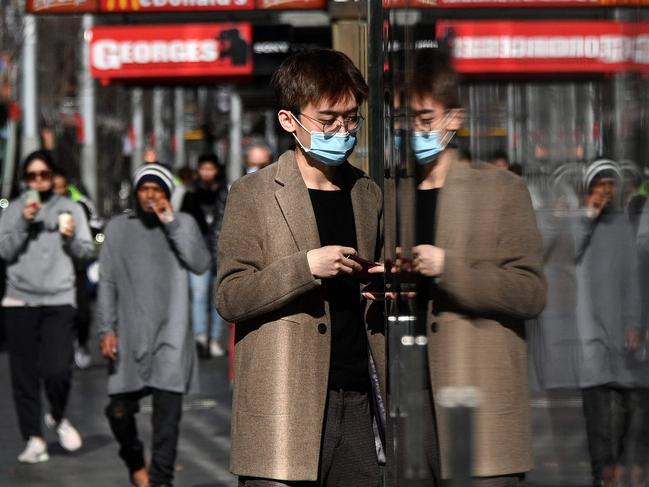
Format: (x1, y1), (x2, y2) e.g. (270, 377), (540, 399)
(239, 389), (381, 487)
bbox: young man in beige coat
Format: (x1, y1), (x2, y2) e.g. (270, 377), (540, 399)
(408, 49), (546, 485)
(216, 49), (384, 486)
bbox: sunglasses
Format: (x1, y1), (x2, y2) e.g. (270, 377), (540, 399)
(25, 170), (53, 182)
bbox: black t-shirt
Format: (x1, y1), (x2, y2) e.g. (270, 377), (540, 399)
(416, 188), (439, 245)
(416, 188), (440, 333)
(308, 188), (369, 392)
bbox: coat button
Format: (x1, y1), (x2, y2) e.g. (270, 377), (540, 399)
(318, 323), (327, 334)
(430, 321), (438, 333)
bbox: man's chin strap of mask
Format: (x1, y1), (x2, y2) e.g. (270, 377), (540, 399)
(291, 113), (356, 167)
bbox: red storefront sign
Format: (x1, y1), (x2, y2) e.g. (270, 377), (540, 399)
(89, 24), (253, 83)
(99, 0), (253, 13)
(26, 0), (98, 13)
(436, 21), (649, 73)
(386, 0), (649, 7)
(255, 0), (326, 9)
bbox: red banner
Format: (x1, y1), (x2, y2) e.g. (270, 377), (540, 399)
(89, 24), (253, 83)
(99, 0), (253, 13)
(436, 21), (649, 73)
(255, 0), (326, 8)
(386, 0), (649, 7)
(27, 0), (98, 13)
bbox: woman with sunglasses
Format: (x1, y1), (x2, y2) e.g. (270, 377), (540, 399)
(0, 150), (95, 464)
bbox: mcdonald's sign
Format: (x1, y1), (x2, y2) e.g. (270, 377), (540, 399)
(99, 0), (253, 12)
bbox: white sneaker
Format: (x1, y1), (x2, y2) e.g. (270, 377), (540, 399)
(44, 414), (82, 452)
(209, 339), (225, 357)
(195, 334), (208, 347)
(74, 345), (92, 369)
(18, 437), (49, 463)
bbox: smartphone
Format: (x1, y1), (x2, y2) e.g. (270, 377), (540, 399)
(348, 254), (380, 281)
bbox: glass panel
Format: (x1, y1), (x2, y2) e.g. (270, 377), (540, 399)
(382, 5), (649, 486)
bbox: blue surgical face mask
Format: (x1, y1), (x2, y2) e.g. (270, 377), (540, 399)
(411, 129), (455, 165)
(291, 114), (356, 167)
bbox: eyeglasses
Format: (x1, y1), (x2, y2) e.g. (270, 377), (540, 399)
(25, 170), (53, 182)
(395, 111), (453, 132)
(297, 112), (364, 136)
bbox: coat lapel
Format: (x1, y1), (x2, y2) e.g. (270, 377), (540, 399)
(274, 151), (321, 251)
(435, 150), (469, 249)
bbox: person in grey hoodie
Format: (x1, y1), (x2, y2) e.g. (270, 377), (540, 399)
(97, 163), (210, 487)
(0, 150), (95, 464)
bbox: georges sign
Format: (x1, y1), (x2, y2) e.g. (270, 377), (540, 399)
(89, 24), (253, 83)
(437, 21), (649, 73)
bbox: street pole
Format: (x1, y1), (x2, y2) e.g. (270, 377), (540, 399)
(264, 109), (277, 156)
(80, 14), (97, 200)
(153, 87), (164, 163)
(132, 88), (144, 174)
(228, 88), (243, 185)
(174, 87), (185, 169)
(21, 14), (39, 157)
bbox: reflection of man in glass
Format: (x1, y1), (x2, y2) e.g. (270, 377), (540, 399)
(576, 159), (647, 487)
(409, 49), (546, 485)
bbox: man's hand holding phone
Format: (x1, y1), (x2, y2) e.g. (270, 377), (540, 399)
(307, 246), (363, 278)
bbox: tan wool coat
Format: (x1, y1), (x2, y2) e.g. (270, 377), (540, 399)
(429, 153), (546, 478)
(216, 150), (385, 481)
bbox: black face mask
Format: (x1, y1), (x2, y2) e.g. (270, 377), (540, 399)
(39, 189), (54, 203)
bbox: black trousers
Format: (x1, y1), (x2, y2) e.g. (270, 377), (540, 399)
(239, 390), (381, 487)
(582, 385), (649, 482)
(105, 388), (183, 486)
(4, 305), (75, 440)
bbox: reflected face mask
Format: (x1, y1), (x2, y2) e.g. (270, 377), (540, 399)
(291, 114), (357, 167)
(411, 129), (455, 165)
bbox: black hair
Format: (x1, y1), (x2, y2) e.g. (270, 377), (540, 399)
(22, 150), (59, 177)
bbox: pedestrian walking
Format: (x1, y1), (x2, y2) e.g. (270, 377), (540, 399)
(181, 153), (228, 357)
(576, 160), (649, 487)
(97, 163), (210, 487)
(216, 49), (384, 486)
(53, 170), (104, 369)
(0, 150), (94, 463)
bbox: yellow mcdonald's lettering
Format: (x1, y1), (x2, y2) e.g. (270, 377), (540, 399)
(104, 0), (139, 11)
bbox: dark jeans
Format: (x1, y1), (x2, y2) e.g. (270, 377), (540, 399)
(582, 385), (649, 483)
(239, 390), (381, 487)
(4, 305), (75, 440)
(105, 388), (183, 486)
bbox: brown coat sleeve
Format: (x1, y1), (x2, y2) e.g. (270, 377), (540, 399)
(215, 178), (320, 323)
(438, 176), (547, 320)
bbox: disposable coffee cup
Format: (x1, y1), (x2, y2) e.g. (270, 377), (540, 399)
(25, 189), (40, 207)
(58, 211), (73, 233)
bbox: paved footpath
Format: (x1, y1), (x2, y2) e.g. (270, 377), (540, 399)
(0, 344), (593, 487)
(0, 347), (236, 487)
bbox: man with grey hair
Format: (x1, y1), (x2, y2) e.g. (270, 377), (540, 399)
(244, 142), (273, 174)
(98, 163), (210, 487)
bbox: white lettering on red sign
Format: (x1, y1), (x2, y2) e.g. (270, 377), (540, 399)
(92, 39), (219, 70)
(452, 34), (649, 65)
(139, 0), (248, 7)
